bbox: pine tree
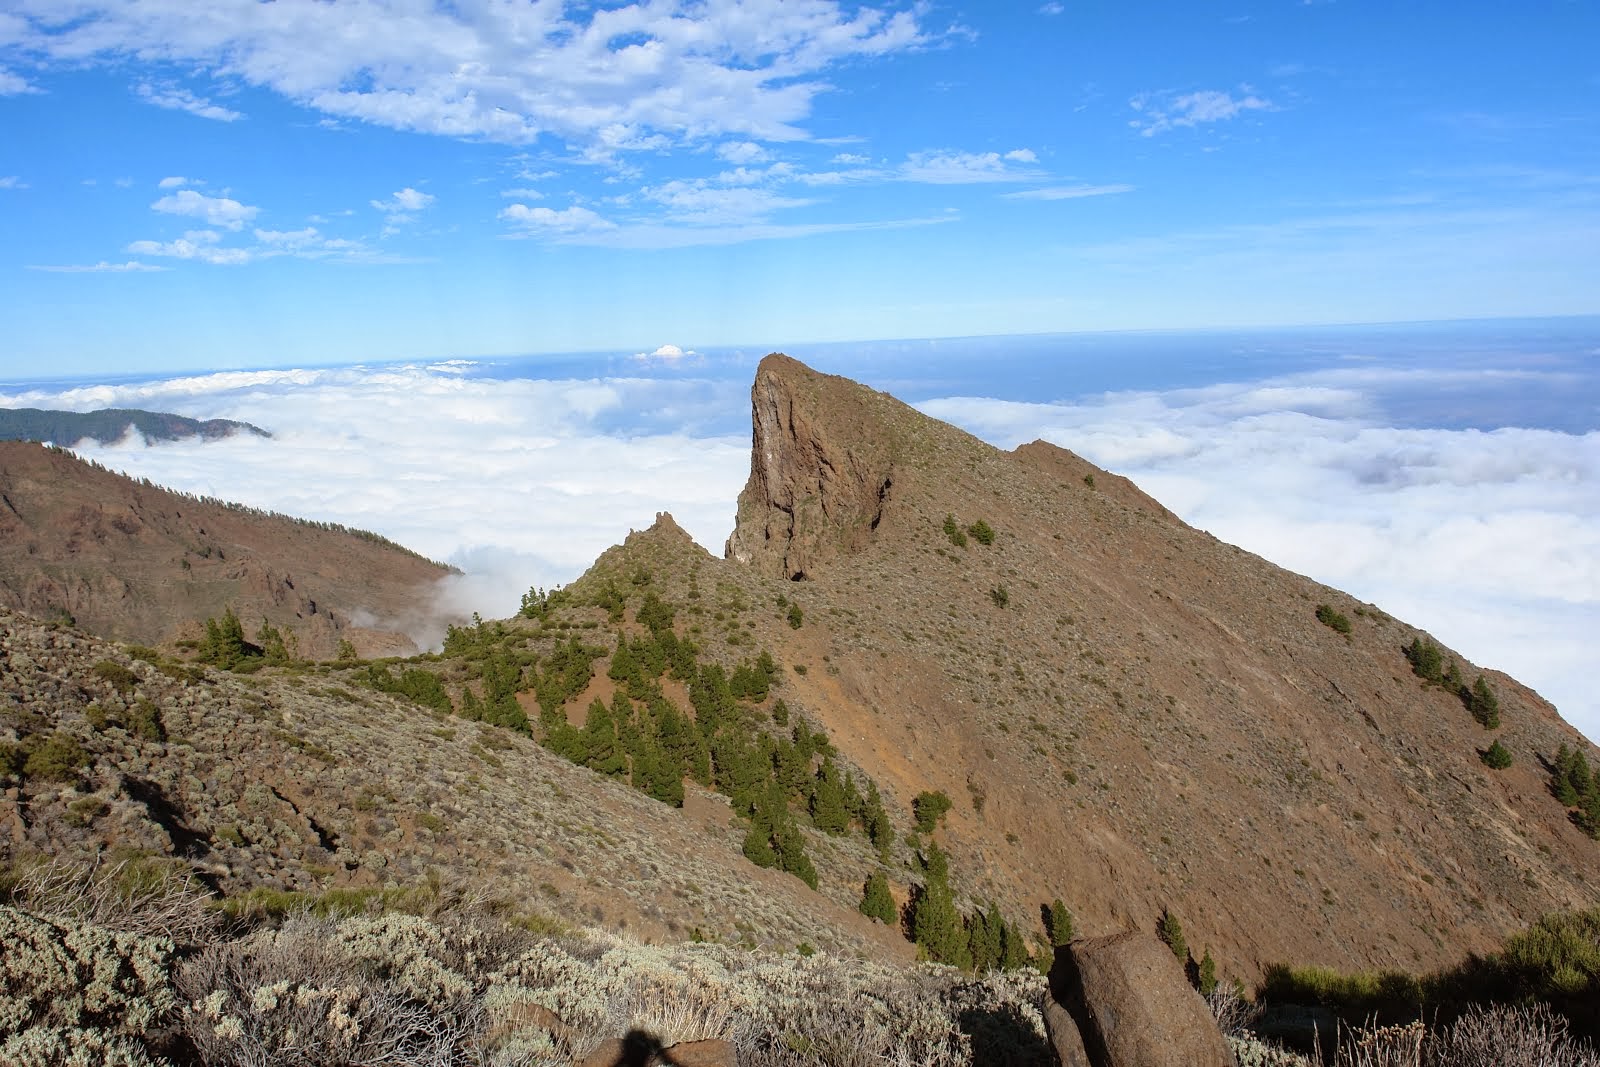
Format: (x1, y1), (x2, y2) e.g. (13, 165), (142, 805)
(1157, 908), (1187, 962)
(911, 843), (971, 968)
(860, 871), (897, 924)
(256, 619), (290, 664)
(1198, 947), (1218, 995)
(1047, 898), (1075, 947)
(913, 790), (953, 834)
(842, 770), (866, 827)
(1000, 917), (1029, 970)
(1469, 675), (1501, 729)
(774, 818), (819, 890)
(810, 758), (850, 834)
(968, 903), (1005, 972)
(864, 781), (894, 857)
(1553, 744), (1580, 805)
(742, 818), (777, 869)
(1480, 740), (1513, 770)
(579, 699), (627, 778)
(1403, 637), (1444, 684)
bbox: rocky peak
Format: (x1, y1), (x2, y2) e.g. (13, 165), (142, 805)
(724, 355), (899, 580)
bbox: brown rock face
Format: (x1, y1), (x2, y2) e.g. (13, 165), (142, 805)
(725, 354), (898, 580)
(1050, 933), (1235, 1067)
(708, 355), (1600, 982)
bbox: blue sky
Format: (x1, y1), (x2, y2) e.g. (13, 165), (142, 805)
(2, 1), (1597, 376)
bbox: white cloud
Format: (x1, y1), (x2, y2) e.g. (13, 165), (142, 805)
(1004, 183), (1135, 201)
(0, 175), (24, 189)
(634, 343), (699, 366)
(5, 364), (750, 647)
(499, 187), (546, 200)
(0, 67), (37, 94)
(499, 203), (615, 234)
(1130, 87), (1274, 137)
(1038, 2), (1065, 13)
(27, 260), (167, 273)
(899, 149), (1045, 184)
(371, 187), (435, 214)
(716, 141), (771, 165)
(151, 189), (259, 230)
(157, 176), (189, 189)
(127, 229), (252, 265)
(6, 2), (933, 150)
(136, 82), (243, 122)
(642, 181), (810, 224)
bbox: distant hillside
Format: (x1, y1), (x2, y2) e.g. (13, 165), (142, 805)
(0, 406), (269, 445)
(0, 442), (452, 658)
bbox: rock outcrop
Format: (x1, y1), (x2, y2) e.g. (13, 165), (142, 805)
(724, 355), (899, 580)
(1047, 932), (1236, 1067)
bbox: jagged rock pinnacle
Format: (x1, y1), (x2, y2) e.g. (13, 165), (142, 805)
(724, 355), (897, 580)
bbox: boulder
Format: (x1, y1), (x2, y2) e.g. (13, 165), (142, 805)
(1049, 931), (1235, 1067)
(1042, 996), (1093, 1067)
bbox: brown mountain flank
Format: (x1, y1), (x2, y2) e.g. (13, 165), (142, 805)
(1, 355), (1596, 993)
(0, 441), (452, 658)
(713, 354), (1597, 977)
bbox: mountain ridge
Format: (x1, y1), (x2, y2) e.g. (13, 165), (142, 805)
(0, 441), (453, 659)
(0, 406), (270, 446)
(0, 353), (1595, 991)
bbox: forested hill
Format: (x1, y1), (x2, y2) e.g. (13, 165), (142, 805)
(0, 407), (270, 445)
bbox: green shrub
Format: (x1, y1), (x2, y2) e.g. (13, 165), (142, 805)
(66, 795), (109, 827)
(787, 603), (803, 629)
(968, 520), (995, 546)
(1258, 963), (1424, 1025)
(128, 700), (165, 743)
(22, 733), (90, 781)
(1083, 473), (1096, 489)
(989, 586), (1010, 608)
(84, 704), (116, 732)
(942, 514), (968, 548)
(91, 660), (139, 692)
(1481, 740), (1513, 770)
(1315, 604), (1352, 635)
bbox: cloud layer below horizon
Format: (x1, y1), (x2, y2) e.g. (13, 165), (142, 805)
(2, 356), (1594, 742)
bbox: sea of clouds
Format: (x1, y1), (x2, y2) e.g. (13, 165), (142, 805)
(3, 347), (1595, 742)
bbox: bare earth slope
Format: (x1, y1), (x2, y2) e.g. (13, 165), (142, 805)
(713, 353), (1599, 978)
(0, 442), (450, 658)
